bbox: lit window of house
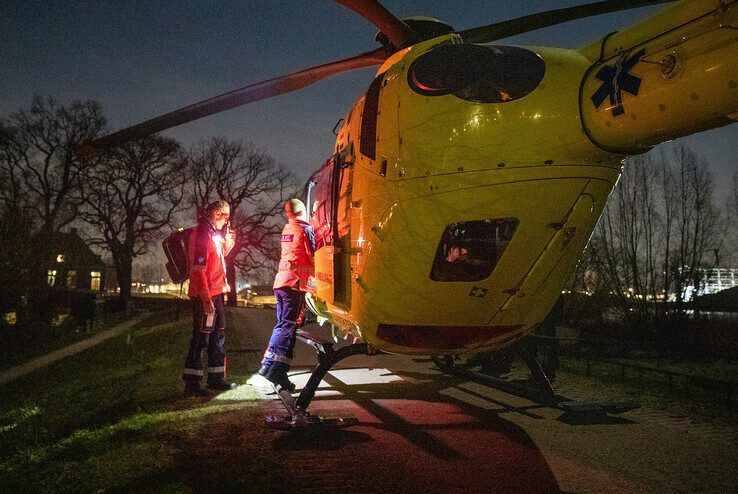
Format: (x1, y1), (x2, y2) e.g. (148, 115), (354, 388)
(67, 270), (77, 288)
(56, 254), (65, 263)
(47, 270), (57, 286)
(3, 312), (16, 325)
(90, 271), (101, 291)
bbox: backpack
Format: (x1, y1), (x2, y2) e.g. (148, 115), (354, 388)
(162, 227), (193, 284)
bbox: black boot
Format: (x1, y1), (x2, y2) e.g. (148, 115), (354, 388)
(184, 382), (210, 397)
(207, 378), (237, 391)
(264, 361), (296, 392)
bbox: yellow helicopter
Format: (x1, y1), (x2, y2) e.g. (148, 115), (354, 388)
(85, 0), (737, 414)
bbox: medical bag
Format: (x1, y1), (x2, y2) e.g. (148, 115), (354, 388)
(162, 227), (192, 284)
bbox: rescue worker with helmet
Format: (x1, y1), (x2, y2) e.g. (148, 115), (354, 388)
(183, 200), (236, 396)
(258, 198), (315, 390)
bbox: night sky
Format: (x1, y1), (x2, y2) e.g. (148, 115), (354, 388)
(2, 1), (736, 197)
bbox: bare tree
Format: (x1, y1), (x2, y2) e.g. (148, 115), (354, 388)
(663, 146), (726, 313)
(78, 136), (186, 309)
(186, 138), (297, 304)
(724, 170), (738, 265)
(0, 123), (36, 317)
(0, 121), (25, 209)
(0, 97), (106, 322)
(1, 96), (105, 238)
(589, 153), (664, 331)
(587, 145), (726, 338)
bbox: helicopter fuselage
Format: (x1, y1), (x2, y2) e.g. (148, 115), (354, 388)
(306, 36), (621, 355)
(306, 0), (738, 356)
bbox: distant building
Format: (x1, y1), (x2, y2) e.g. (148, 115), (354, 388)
(238, 284), (276, 307)
(700, 268), (738, 294)
(131, 280), (187, 298)
(683, 268), (738, 300)
(47, 228), (107, 293)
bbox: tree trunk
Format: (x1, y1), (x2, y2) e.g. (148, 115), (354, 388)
(226, 252), (238, 307)
(28, 230), (57, 329)
(114, 251), (134, 311)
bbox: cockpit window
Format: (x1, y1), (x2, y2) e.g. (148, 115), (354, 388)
(430, 219), (519, 282)
(408, 44), (545, 103)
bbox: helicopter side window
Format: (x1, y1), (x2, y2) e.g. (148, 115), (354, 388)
(408, 45), (545, 103)
(430, 219), (519, 282)
(359, 74), (384, 160)
(306, 160), (335, 249)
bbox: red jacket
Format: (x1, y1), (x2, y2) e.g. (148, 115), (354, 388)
(188, 222), (231, 299)
(273, 218), (315, 291)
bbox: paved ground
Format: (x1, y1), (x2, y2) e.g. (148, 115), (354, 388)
(224, 308), (737, 494)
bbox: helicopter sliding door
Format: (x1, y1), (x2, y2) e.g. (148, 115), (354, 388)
(305, 154), (352, 307)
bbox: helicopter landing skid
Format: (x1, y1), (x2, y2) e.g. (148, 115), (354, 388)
(454, 348), (557, 406)
(265, 329), (370, 429)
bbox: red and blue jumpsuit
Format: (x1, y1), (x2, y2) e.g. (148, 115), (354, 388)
(263, 218), (315, 369)
(183, 222), (232, 386)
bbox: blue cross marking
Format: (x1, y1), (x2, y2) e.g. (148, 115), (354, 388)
(469, 287), (487, 298)
(591, 48), (645, 117)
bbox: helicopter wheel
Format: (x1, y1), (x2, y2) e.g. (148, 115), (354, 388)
(431, 354), (458, 374)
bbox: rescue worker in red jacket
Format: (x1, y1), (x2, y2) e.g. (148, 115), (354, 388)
(258, 198), (315, 390)
(183, 200), (236, 396)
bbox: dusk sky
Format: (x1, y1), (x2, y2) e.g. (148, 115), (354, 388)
(2, 1), (736, 197)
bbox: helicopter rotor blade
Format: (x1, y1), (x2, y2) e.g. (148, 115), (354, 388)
(458, 0), (675, 44)
(80, 47), (388, 155)
(333, 0), (415, 49)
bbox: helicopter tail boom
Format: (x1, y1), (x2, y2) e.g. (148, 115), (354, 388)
(579, 0), (738, 153)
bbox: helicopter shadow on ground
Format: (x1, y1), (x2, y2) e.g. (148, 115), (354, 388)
(271, 423), (375, 452)
(411, 356), (638, 427)
(269, 365), (569, 493)
(467, 374), (637, 427)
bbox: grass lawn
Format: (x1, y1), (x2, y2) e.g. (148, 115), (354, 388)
(0, 309), (269, 493)
(0, 311), (131, 373)
(559, 354), (738, 426)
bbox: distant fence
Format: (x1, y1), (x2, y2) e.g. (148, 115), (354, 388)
(580, 355), (736, 407)
(534, 335), (737, 408)
(551, 326), (737, 359)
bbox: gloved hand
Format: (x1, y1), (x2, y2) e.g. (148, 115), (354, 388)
(305, 276), (317, 295)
